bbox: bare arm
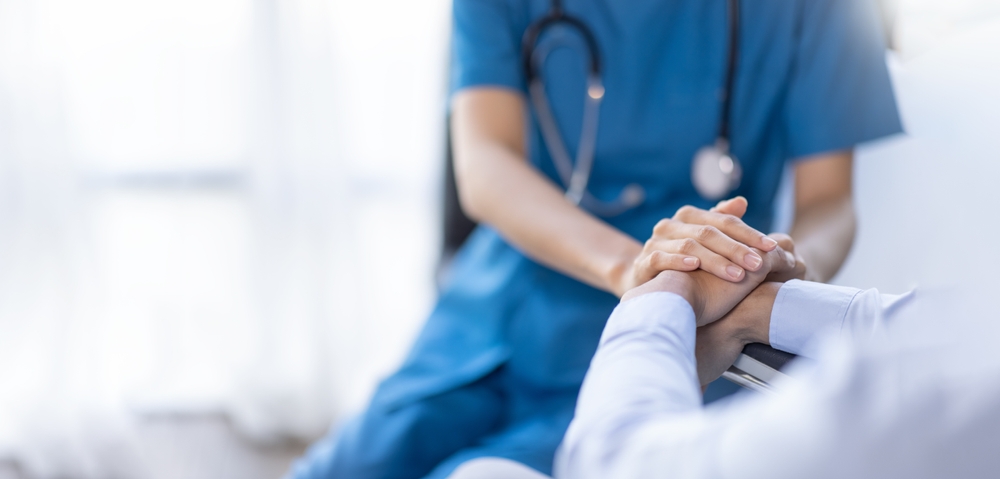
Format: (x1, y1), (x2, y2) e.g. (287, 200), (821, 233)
(451, 88), (778, 296)
(789, 150), (857, 282)
(451, 88), (645, 295)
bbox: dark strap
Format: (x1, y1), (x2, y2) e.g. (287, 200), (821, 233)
(741, 343), (797, 371)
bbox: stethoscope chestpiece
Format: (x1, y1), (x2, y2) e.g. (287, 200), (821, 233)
(692, 138), (742, 200)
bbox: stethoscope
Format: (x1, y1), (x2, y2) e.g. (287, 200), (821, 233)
(522, 0), (743, 216)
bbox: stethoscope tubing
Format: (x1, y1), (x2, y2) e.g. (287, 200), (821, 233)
(720, 0), (739, 142)
(528, 37), (602, 206)
(524, 0), (740, 215)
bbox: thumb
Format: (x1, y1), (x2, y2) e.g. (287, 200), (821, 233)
(710, 196), (748, 218)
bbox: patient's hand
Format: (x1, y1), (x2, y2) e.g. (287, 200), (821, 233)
(622, 237), (795, 327)
(695, 283), (780, 386)
(764, 234), (807, 283)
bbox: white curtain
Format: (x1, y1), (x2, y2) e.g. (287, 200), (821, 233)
(0, 0), (449, 477)
(1, 0), (996, 477)
(835, 16), (1000, 293)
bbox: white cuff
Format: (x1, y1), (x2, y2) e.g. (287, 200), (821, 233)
(602, 292), (696, 356)
(769, 280), (860, 355)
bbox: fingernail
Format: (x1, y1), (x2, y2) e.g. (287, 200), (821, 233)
(726, 265), (744, 279)
(762, 237), (778, 250)
(683, 257), (698, 267)
(786, 252), (795, 264)
(745, 253), (762, 270)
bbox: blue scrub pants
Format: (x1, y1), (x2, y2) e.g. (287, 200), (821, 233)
(285, 365), (576, 479)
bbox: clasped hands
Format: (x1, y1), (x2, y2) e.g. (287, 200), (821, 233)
(620, 197), (805, 386)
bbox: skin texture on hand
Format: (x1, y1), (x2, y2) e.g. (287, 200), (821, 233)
(695, 282), (781, 386)
(622, 242), (795, 327)
(620, 264), (787, 387)
(615, 197), (780, 295)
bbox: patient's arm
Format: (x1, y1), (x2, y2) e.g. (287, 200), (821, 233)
(557, 279), (916, 479)
(694, 280), (914, 385)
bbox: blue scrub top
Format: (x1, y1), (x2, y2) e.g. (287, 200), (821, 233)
(376, 0), (901, 410)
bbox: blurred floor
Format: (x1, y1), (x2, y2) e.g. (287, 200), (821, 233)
(0, 415), (307, 479)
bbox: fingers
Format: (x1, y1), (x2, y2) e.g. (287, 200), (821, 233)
(709, 196), (748, 218)
(757, 244), (797, 278)
(767, 232), (796, 254)
(655, 220), (763, 273)
(646, 237), (747, 281)
(672, 205), (778, 252)
(631, 251), (701, 286)
(763, 235), (807, 282)
(685, 223), (763, 273)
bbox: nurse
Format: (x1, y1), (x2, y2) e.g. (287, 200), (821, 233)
(286, 0), (901, 478)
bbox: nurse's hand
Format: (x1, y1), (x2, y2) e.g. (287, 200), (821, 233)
(615, 197), (779, 295)
(622, 243), (796, 327)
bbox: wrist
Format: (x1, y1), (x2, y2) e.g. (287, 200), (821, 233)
(603, 241), (643, 297)
(665, 273), (700, 317)
(620, 270), (701, 317)
(734, 282), (781, 344)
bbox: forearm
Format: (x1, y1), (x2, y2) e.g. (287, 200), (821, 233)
(452, 90), (640, 295)
(456, 140), (640, 294)
(788, 151), (857, 283)
(789, 193), (856, 282)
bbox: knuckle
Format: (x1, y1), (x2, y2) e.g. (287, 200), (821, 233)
(678, 238), (698, 254)
(720, 214), (742, 230)
(695, 225), (718, 241)
(649, 251), (664, 265)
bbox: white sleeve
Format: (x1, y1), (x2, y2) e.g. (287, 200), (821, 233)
(769, 280), (914, 356)
(555, 292), (702, 479)
(556, 283), (925, 479)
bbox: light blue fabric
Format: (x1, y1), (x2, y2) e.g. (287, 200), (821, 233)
(288, 1), (903, 478)
(770, 279), (861, 353)
(769, 279), (916, 357)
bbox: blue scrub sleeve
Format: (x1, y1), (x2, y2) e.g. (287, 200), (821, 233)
(451, 0), (528, 94)
(782, 0), (903, 159)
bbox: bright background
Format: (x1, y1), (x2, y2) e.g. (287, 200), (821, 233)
(0, 0), (997, 478)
